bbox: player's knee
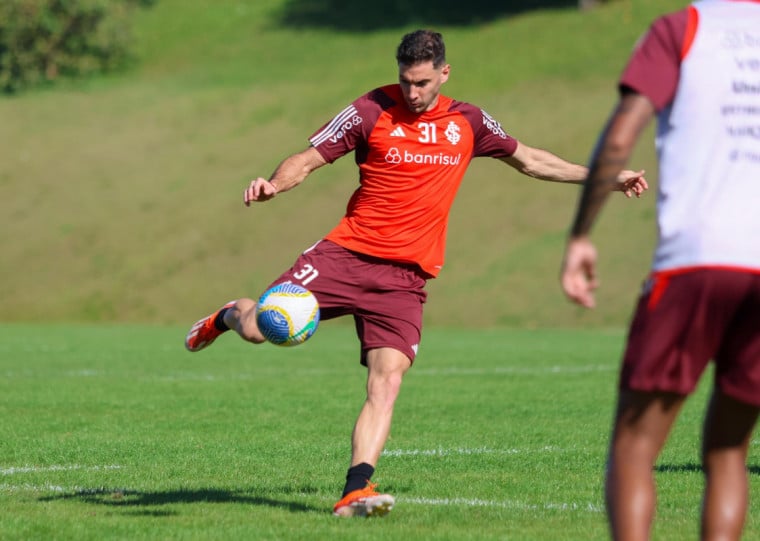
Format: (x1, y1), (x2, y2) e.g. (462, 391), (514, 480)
(386, 371), (404, 392)
(368, 372), (405, 408)
(240, 318), (267, 344)
(232, 299), (267, 344)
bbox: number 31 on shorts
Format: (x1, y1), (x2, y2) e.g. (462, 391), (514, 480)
(294, 264), (319, 286)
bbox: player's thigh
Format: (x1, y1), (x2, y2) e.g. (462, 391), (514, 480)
(612, 390), (685, 457)
(262, 240), (357, 319)
(365, 347), (412, 386)
(703, 389), (760, 454)
(354, 266), (427, 365)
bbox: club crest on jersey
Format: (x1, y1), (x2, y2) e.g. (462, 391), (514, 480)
(444, 121), (461, 145)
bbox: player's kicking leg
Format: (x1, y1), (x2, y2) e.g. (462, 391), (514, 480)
(185, 298), (266, 351)
(184, 301), (237, 351)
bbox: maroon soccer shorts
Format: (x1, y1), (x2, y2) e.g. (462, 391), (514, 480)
(264, 239), (428, 364)
(620, 267), (760, 406)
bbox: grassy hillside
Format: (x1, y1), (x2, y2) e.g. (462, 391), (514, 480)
(0, 0), (683, 327)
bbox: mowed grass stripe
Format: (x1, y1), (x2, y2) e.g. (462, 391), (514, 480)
(401, 496), (603, 513)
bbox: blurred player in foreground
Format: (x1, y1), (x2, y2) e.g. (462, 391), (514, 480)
(186, 29), (648, 518)
(560, 1), (760, 539)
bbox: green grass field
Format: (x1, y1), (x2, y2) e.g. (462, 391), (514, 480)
(3, 1), (758, 539)
(1, 324), (758, 540)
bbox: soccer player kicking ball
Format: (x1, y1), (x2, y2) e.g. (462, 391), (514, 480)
(561, 1), (760, 539)
(186, 29), (648, 517)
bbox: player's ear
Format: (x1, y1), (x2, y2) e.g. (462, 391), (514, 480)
(440, 63), (451, 83)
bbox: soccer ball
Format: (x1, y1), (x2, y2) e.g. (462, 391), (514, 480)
(255, 283), (320, 347)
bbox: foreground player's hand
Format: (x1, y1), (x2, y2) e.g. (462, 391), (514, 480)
(560, 236), (599, 309)
(244, 178), (278, 205)
(617, 169), (648, 198)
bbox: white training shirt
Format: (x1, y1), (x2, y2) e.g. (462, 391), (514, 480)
(653, 0), (760, 272)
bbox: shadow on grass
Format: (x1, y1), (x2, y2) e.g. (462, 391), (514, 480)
(39, 487), (321, 514)
(656, 463), (760, 476)
(275, 0), (580, 31)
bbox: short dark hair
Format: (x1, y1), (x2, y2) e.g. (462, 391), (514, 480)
(395, 30), (446, 68)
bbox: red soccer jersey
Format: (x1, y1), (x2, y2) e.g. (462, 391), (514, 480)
(309, 84), (518, 277)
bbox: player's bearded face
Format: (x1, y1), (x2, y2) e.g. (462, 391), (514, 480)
(398, 61), (451, 113)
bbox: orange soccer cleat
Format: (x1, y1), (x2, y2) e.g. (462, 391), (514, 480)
(332, 482), (395, 517)
(184, 301), (235, 352)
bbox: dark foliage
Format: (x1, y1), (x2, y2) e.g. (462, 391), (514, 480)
(0, 0), (156, 93)
(277, 0), (585, 31)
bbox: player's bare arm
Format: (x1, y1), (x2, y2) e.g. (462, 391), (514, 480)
(569, 93), (655, 237)
(501, 142), (587, 183)
(244, 146), (328, 206)
(561, 92), (655, 308)
(501, 141), (648, 198)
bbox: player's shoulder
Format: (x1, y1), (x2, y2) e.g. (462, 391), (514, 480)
(645, 6), (690, 48)
(357, 84), (401, 111)
(446, 96), (480, 115)
(446, 98), (504, 133)
(627, 6), (689, 71)
(654, 5), (690, 26)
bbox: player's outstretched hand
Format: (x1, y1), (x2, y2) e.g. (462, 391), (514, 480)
(617, 169), (648, 198)
(560, 236), (599, 309)
(244, 178), (278, 206)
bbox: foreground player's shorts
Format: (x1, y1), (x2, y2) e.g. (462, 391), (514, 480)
(621, 267), (760, 406)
